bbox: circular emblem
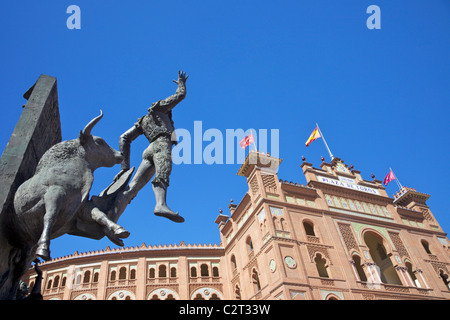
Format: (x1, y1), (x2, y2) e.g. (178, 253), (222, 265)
(119, 292), (124, 298)
(269, 259), (276, 272)
(160, 289), (166, 296)
(203, 289), (210, 296)
(336, 162), (348, 173)
(284, 256), (297, 269)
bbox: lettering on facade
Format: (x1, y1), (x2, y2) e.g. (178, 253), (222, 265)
(317, 176), (380, 195)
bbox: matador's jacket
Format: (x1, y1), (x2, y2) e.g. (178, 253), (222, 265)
(118, 83), (186, 185)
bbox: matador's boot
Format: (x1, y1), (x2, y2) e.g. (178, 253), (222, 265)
(152, 181), (185, 223)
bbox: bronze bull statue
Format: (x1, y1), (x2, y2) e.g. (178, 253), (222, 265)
(13, 111), (130, 261)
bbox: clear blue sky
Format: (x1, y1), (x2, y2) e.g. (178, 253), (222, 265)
(1, 1), (449, 259)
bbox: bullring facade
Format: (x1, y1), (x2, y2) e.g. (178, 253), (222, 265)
(25, 152), (450, 300)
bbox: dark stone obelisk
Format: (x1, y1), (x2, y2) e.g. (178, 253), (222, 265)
(0, 74), (61, 300)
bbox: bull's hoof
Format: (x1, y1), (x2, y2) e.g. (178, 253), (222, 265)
(107, 234), (124, 247)
(114, 227), (130, 239)
(36, 247), (51, 261)
(103, 227), (129, 247)
(154, 206), (185, 223)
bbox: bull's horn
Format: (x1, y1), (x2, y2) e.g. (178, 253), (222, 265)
(82, 110), (104, 136)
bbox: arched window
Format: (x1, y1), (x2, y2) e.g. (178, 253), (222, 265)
(119, 267), (127, 280)
(280, 218), (288, 231)
(314, 253), (329, 278)
(303, 221), (315, 236)
(210, 293), (220, 300)
(190, 266), (197, 278)
(352, 254), (367, 282)
(149, 268), (155, 279)
(231, 255), (237, 271)
(130, 269), (136, 280)
(260, 219), (267, 235)
(246, 237), (254, 254)
(213, 266), (219, 277)
(194, 293), (205, 300)
(364, 232), (402, 285)
(405, 262), (420, 287)
(421, 240), (432, 254)
(46, 279), (53, 289)
(200, 264), (209, 277)
(83, 271), (91, 283)
(170, 267), (177, 278)
(159, 265), (167, 278)
(273, 217), (280, 230)
(439, 270), (450, 290)
(376, 243), (388, 260)
(251, 269), (261, 292)
(61, 276), (66, 287)
(93, 272), (99, 283)
(235, 285), (241, 300)
(53, 275), (60, 288)
(110, 270), (116, 281)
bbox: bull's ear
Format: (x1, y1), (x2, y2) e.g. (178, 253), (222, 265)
(79, 130), (88, 145)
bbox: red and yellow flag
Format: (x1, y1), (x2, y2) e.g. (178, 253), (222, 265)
(305, 126), (321, 146)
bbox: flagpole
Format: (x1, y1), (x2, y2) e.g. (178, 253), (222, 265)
(390, 167), (403, 190)
(251, 129), (257, 152)
(316, 123), (334, 161)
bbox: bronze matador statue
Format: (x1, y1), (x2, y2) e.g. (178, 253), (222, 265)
(111, 71), (188, 223)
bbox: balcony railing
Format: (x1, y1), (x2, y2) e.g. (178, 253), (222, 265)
(355, 280), (434, 295)
(44, 286), (65, 294)
(306, 235), (320, 243)
(146, 276), (222, 285)
(146, 277), (177, 285)
(427, 254), (439, 261)
(107, 279), (136, 287)
(189, 276), (222, 284)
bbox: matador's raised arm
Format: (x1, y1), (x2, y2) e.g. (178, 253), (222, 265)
(150, 70), (188, 113)
(117, 71), (189, 172)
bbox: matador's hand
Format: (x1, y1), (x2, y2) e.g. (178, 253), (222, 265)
(173, 70), (188, 86)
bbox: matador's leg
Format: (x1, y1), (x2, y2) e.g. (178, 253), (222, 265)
(151, 138), (184, 223)
(153, 183), (184, 223)
(111, 152), (155, 222)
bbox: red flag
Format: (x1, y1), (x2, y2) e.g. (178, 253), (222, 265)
(383, 170), (395, 185)
(239, 133), (254, 149)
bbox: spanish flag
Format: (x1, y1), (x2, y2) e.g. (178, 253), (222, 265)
(305, 126), (321, 146)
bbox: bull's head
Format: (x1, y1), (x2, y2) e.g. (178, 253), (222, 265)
(79, 111), (124, 168)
